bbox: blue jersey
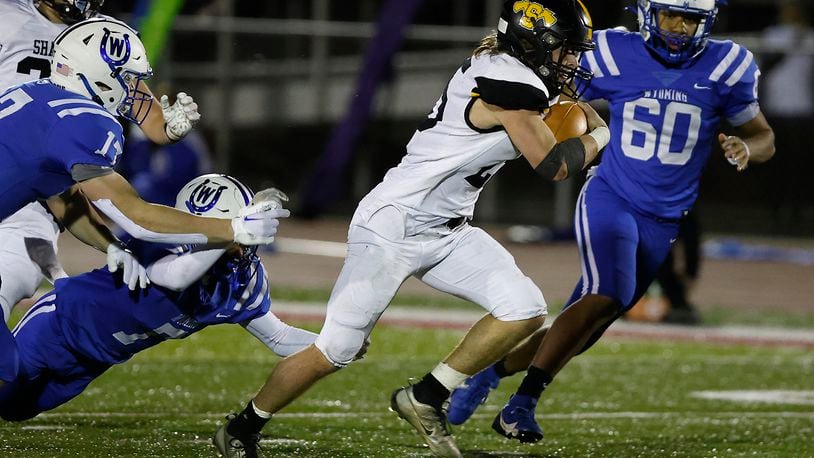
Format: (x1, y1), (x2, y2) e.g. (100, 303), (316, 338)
(52, 241), (271, 365)
(580, 30), (761, 219)
(0, 80), (123, 220)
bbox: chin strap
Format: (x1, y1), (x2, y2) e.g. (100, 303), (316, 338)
(77, 73), (105, 107)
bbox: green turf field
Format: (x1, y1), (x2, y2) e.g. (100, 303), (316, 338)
(2, 322), (812, 457)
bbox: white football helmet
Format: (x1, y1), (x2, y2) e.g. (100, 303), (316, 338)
(637, 0), (718, 64)
(50, 18), (153, 124)
(175, 174), (255, 219)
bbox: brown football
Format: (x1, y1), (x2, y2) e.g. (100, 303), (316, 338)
(544, 101), (588, 142)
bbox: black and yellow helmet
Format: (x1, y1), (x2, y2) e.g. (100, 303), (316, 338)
(498, 0), (595, 97)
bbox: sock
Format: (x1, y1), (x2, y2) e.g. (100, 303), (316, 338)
(252, 400), (273, 419)
(413, 374), (451, 410)
(226, 400), (271, 438)
(431, 362), (469, 391)
(516, 366), (554, 399)
(493, 359), (511, 378)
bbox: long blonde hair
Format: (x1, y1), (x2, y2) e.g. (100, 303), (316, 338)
(473, 31), (510, 56)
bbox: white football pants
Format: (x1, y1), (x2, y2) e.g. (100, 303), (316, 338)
(315, 204), (547, 367)
(0, 202), (66, 322)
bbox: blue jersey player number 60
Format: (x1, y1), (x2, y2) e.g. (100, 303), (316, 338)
(621, 98), (702, 166)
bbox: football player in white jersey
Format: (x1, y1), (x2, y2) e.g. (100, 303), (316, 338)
(0, 0), (200, 327)
(213, 1), (609, 457)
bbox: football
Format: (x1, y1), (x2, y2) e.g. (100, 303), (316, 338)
(544, 101), (588, 142)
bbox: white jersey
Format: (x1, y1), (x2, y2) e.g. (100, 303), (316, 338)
(0, 0), (65, 90)
(360, 52), (554, 235)
(0, 1), (64, 230)
(0, 1), (110, 230)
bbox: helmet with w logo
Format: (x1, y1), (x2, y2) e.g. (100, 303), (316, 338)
(175, 174), (256, 219)
(50, 18), (153, 124)
(498, 0), (595, 97)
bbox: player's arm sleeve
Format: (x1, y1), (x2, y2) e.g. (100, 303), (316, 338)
(578, 50), (603, 102)
(719, 46), (762, 127)
(474, 56), (551, 111)
(242, 312), (317, 357)
(146, 247), (226, 291)
(576, 30), (619, 102)
(46, 117), (211, 244)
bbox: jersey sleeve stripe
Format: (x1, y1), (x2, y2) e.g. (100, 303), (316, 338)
(12, 303), (56, 336)
(235, 264), (260, 311)
(727, 101), (760, 126)
(583, 51), (605, 78)
(246, 275), (269, 311)
(724, 50), (754, 87)
(708, 43), (741, 82)
(596, 31), (621, 76)
(48, 98), (103, 108)
(474, 77), (550, 111)
(57, 107), (118, 123)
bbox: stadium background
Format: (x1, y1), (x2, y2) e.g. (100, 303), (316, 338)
(102, 0), (813, 235)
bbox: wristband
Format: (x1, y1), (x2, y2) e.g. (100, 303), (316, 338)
(587, 126), (610, 150)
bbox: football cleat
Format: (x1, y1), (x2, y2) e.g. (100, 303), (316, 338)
(213, 414), (261, 458)
(447, 366), (501, 425)
(491, 395), (543, 443)
(390, 384), (462, 458)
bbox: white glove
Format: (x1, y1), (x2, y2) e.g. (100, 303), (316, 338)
(160, 92), (200, 141)
(252, 187), (289, 209)
(231, 204), (291, 245)
(106, 243), (150, 290)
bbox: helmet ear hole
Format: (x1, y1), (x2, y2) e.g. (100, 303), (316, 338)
(541, 33), (561, 48)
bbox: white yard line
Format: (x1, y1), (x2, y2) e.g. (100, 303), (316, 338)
(271, 301), (814, 349)
(276, 237), (347, 258)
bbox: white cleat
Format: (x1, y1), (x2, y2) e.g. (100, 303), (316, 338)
(390, 385), (462, 458)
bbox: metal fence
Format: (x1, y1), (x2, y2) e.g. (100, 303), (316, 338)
(154, 14), (814, 233)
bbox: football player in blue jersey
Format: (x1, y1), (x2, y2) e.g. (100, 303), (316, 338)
(446, 0), (776, 442)
(0, 174), (318, 421)
(0, 0), (202, 335)
(0, 20), (287, 393)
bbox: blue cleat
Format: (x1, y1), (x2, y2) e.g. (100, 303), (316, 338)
(491, 394), (543, 443)
(447, 365), (501, 425)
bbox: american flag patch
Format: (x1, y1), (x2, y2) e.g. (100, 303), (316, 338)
(56, 62), (72, 76)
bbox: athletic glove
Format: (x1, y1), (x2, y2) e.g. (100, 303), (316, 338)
(107, 243), (150, 290)
(252, 187), (289, 209)
(161, 92), (200, 141)
(231, 204), (291, 245)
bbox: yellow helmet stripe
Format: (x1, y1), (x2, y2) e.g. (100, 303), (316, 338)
(576, 0), (593, 40)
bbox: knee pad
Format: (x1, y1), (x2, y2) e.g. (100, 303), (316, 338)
(315, 327), (368, 368)
(491, 276), (548, 321)
(315, 306), (376, 367)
